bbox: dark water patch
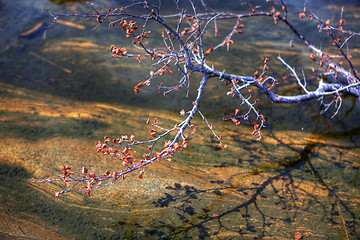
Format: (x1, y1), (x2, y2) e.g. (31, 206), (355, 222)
(0, 163), (31, 180)
(49, 0), (87, 4)
(0, 163), (105, 239)
(1, 0), (359, 137)
(19, 22), (48, 39)
(0, 111), (108, 141)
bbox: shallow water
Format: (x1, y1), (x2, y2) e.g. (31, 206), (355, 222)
(0, 0), (360, 239)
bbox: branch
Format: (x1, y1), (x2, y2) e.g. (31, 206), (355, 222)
(33, 0), (359, 198)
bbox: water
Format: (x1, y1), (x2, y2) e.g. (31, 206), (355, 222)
(0, 0), (359, 239)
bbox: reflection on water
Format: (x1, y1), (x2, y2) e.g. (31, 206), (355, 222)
(0, 0), (359, 239)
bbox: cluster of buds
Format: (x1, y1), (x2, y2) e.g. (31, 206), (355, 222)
(309, 53), (317, 62)
(112, 135), (135, 144)
(95, 140), (113, 155)
(119, 20), (138, 38)
(61, 165), (74, 186)
(134, 80), (151, 94)
(81, 171), (100, 197)
(204, 47), (214, 56)
(271, 8), (282, 24)
(96, 135), (137, 155)
(237, 23), (245, 34)
(156, 65), (174, 76)
(231, 118), (241, 125)
(180, 27), (191, 36)
(153, 140), (187, 162)
(121, 155), (135, 167)
(134, 30), (151, 44)
(179, 16), (202, 38)
(62, 165), (74, 178)
(231, 109), (246, 126)
(112, 17), (151, 44)
(252, 124), (262, 139)
(110, 45), (127, 58)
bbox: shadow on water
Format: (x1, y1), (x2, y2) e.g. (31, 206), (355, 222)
(0, 111), (108, 141)
(134, 109), (360, 238)
(1, 139), (358, 239)
(1, 162), (183, 240)
(141, 141), (359, 239)
(0, 163), (119, 239)
(0, 163), (76, 239)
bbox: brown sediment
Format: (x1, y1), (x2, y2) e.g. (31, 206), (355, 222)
(20, 22), (45, 37)
(0, 209), (69, 240)
(29, 51), (72, 74)
(56, 19), (86, 30)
